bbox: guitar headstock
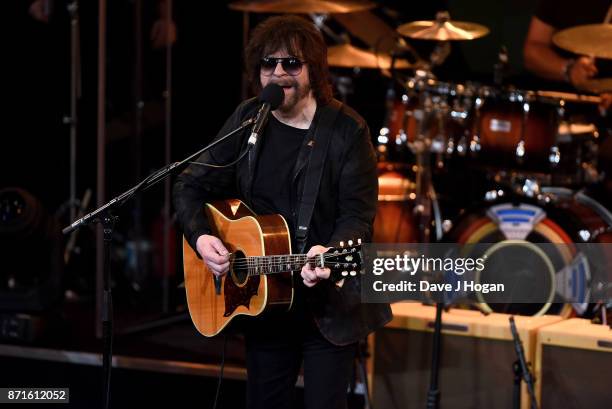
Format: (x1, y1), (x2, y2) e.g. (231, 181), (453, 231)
(324, 239), (364, 283)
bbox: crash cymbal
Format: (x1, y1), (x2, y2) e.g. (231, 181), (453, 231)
(397, 11), (489, 41)
(553, 24), (612, 59)
(229, 0), (376, 14)
(327, 44), (412, 69)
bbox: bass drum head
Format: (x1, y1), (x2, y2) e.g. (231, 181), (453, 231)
(444, 191), (612, 317)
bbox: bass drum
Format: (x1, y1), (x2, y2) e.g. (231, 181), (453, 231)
(373, 164), (419, 243)
(444, 189), (612, 317)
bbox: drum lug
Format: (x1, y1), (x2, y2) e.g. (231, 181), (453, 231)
(469, 134), (481, 153)
(515, 140), (526, 159)
(536, 193), (554, 205)
(549, 145), (561, 166)
(456, 135), (468, 155)
(431, 132), (445, 153)
(521, 178), (540, 198)
(446, 137), (455, 155)
(442, 219), (453, 233)
(484, 189), (505, 202)
(578, 229), (591, 242)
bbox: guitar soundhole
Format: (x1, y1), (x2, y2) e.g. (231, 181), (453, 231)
(230, 250), (249, 286)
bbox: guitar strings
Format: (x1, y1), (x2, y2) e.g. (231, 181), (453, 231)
(227, 252), (355, 268)
(228, 252), (348, 264)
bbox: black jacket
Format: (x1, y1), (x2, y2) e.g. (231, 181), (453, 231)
(173, 97), (392, 345)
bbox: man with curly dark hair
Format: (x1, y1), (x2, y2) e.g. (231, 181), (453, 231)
(174, 15), (391, 409)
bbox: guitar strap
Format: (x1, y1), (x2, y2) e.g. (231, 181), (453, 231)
(295, 99), (342, 253)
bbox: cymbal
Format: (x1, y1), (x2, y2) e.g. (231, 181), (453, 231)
(397, 12), (489, 41)
(552, 24), (612, 59)
(229, 0), (376, 14)
(327, 44), (412, 69)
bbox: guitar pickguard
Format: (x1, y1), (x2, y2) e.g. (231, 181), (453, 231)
(223, 275), (261, 317)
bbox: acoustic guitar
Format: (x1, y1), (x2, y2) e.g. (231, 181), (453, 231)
(183, 199), (364, 337)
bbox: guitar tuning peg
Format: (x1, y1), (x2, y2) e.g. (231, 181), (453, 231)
(348, 239), (353, 246)
(339, 241), (345, 247)
(349, 270), (357, 276)
(341, 271), (348, 277)
(357, 238), (362, 244)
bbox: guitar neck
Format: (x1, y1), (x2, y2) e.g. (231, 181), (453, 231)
(238, 254), (314, 276)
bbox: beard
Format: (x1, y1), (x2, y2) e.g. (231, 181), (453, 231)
(272, 79), (311, 114)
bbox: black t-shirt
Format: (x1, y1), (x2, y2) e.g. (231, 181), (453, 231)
(251, 114), (308, 236)
(536, 0), (611, 30)
(250, 115), (310, 318)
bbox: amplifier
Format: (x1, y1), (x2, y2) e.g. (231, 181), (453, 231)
(371, 303), (562, 409)
(535, 318), (612, 409)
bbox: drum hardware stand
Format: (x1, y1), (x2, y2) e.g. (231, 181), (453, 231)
(463, 94), (482, 155)
(423, 187), (445, 409)
(62, 0), (82, 223)
(509, 316), (539, 409)
(412, 96), (434, 243)
(406, 85), (447, 409)
(493, 45), (508, 86)
(310, 13), (345, 44)
(516, 99), (530, 164)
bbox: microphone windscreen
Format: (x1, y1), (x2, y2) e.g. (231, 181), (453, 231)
(259, 83), (284, 110)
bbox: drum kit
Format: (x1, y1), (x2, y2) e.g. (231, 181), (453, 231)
(229, 1), (612, 317)
(372, 14), (612, 317)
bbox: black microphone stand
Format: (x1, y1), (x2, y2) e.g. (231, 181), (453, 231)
(425, 302), (443, 409)
(62, 116), (254, 409)
(509, 316), (539, 409)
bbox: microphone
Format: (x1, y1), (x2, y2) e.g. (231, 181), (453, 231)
(247, 83), (284, 146)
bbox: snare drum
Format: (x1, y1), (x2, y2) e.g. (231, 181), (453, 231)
(444, 190), (612, 316)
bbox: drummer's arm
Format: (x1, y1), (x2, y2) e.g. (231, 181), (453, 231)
(523, 17), (597, 87)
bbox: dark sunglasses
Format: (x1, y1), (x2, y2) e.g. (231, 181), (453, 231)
(260, 57), (305, 76)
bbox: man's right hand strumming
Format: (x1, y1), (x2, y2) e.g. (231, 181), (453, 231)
(196, 235), (230, 277)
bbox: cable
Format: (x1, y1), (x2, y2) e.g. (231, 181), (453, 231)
(189, 146), (251, 169)
(212, 334), (227, 409)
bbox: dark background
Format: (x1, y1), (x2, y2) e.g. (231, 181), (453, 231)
(0, 0), (588, 338)
(1, 1), (610, 408)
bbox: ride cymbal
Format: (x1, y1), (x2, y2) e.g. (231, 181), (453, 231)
(553, 24), (612, 60)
